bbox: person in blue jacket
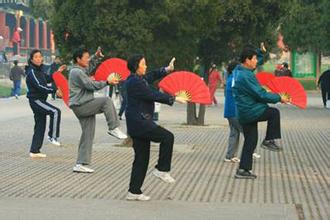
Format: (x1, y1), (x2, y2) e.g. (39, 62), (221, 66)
(25, 49), (66, 158)
(224, 61), (242, 163)
(125, 55), (187, 201)
(232, 47), (290, 179)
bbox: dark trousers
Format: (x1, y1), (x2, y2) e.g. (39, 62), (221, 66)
(239, 107), (281, 171)
(320, 83), (329, 106)
(13, 43), (18, 55)
(29, 99), (61, 153)
(118, 92), (127, 117)
(129, 126), (174, 194)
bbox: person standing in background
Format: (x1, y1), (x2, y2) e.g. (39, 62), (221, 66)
(49, 56), (62, 100)
(11, 27), (22, 55)
(9, 60), (25, 98)
(208, 64), (222, 106)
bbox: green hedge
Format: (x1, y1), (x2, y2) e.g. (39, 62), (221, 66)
(0, 85), (27, 98)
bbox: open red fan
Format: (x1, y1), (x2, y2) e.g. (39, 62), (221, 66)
(267, 76), (307, 109)
(255, 72), (275, 86)
(94, 58), (130, 81)
(52, 71), (69, 106)
(158, 71), (212, 104)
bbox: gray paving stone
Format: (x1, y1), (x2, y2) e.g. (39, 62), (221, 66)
(0, 91), (328, 219)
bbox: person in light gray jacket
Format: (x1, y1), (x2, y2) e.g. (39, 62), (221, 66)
(69, 47), (127, 173)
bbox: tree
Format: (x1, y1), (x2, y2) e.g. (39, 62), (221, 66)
(279, 0), (330, 77)
(30, 0), (54, 20)
(48, 0), (287, 125)
(280, 0), (330, 54)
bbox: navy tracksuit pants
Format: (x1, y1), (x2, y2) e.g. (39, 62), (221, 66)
(29, 99), (61, 153)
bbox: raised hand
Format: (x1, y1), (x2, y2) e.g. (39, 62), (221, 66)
(166, 57), (176, 72)
(57, 65), (67, 72)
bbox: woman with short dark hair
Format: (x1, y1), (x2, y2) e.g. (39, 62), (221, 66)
(25, 49), (66, 158)
(125, 55), (187, 201)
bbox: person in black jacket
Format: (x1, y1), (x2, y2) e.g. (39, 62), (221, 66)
(25, 49), (66, 158)
(125, 55), (187, 201)
(318, 69), (330, 107)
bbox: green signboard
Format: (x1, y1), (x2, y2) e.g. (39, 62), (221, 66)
(291, 51), (317, 78)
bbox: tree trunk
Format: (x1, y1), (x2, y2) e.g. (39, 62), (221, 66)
(186, 103), (206, 125)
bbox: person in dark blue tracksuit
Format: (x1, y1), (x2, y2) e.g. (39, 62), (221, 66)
(25, 49), (66, 158)
(125, 55), (187, 201)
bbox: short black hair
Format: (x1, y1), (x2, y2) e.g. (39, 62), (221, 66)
(127, 54), (144, 73)
(28, 49), (42, 65)
(227, 61), (239, 75)
(73, 47), (89, 63)
(13, 60), (18, 65)
(240, 47), (257, 63)
(29, 49), (42, 61)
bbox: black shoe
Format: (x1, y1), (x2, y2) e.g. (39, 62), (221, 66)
(235, 169), (257, 179)
(261, 139), (282, 152)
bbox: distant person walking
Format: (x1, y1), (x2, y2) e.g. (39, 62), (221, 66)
(9, 60), (25, 98)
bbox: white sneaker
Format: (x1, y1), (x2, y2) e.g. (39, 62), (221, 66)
(48, 137), (61, 146)
(73, 164), (94, 173)
(152, 169), (176, 183)
(224, 157), (240, 163)
(29, 153), (47, 158)
(108, 128), (127, 139)
(231, 157), (240, 163)
(126, 192), (150, 201)
(224, 158), (232, 162)
(253, 153), (261, 159)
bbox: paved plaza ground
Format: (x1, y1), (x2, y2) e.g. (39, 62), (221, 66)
(0, 90), (329, 220)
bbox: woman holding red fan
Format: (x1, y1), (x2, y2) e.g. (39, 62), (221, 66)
(25, 49), (66, 158)
(125, 55), (187, 201)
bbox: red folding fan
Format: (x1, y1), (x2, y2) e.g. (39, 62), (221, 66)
(94, 58), (130, 81)
(158, 71), (212, 104)
(255, 72), (275, 86)
(52, 71), (69, 106)
(267, 76), (307, 109)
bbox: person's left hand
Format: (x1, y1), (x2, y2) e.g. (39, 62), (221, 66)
(95, 46), (104, 58)
(166, 57), (176, 72)
(57, 65), (67, 72)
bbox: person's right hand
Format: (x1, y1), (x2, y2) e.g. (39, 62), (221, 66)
(175, 96), (188, 104)
(56, 89), (63, 98)
(280, 93), (290, 103)
(107, 74), (119, 85)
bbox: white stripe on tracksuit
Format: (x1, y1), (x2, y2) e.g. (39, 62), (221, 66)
(31, 69), (54, 92)
(35, 100), (59, 138)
